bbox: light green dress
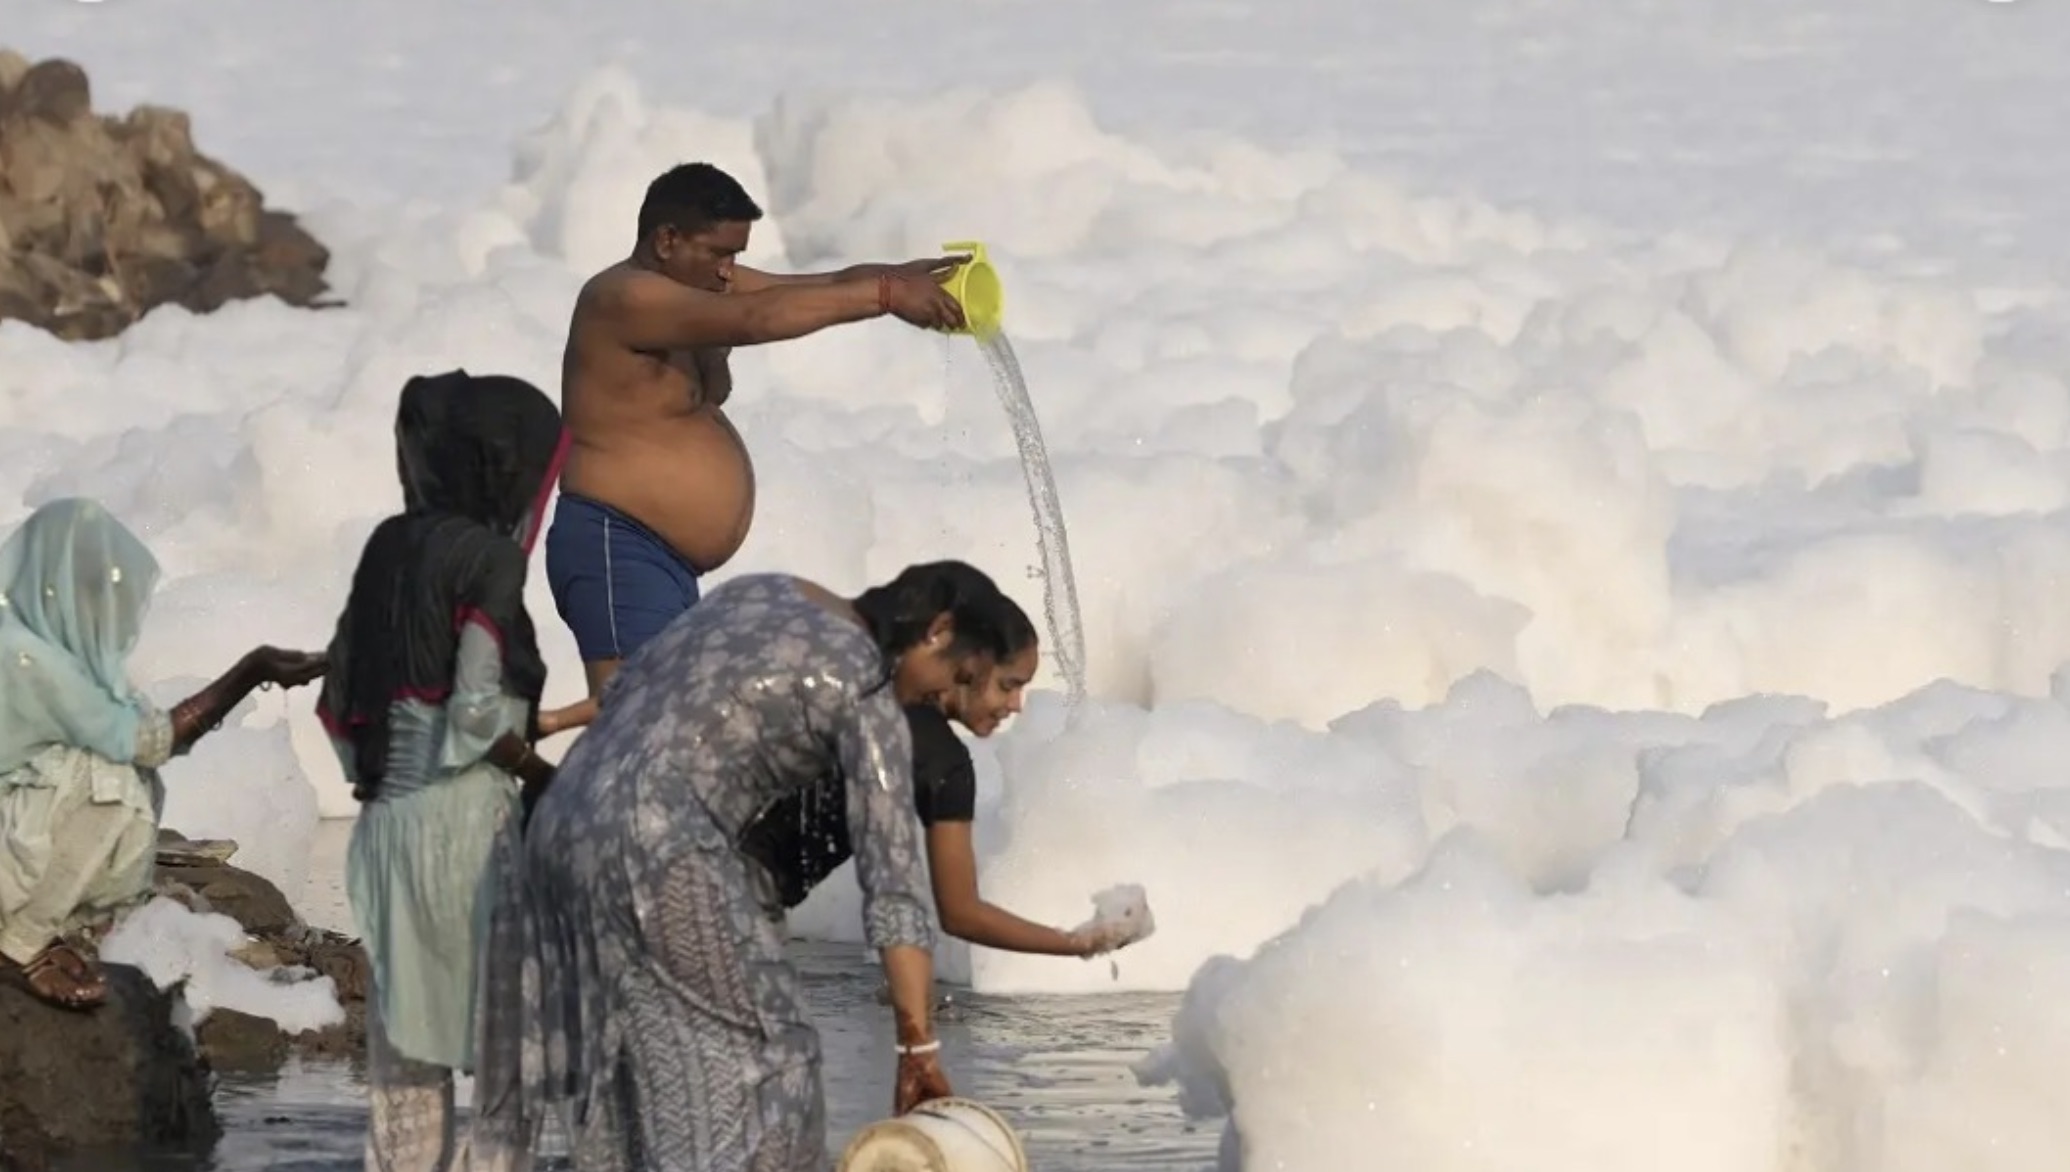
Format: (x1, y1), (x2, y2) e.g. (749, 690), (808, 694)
(335, 622), (528, 1071)
(0, 707), (174, 965)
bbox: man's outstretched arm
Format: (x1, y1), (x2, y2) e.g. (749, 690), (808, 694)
(597, 267), (965, 351)
(732, 254), (966, 293)
(600, 268), (884, 350)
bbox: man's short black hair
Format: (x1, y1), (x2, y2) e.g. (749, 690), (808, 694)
(637, 162), (764, 239)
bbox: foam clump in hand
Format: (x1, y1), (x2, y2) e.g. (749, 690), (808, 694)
(1073, 883), (1158, 957)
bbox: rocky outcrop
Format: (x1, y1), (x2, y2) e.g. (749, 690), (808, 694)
(0, 832), (371, 1166)
(149, 830), (371, 1070)
(0, 963), (220, 1170)
(0, 48), (336, 342)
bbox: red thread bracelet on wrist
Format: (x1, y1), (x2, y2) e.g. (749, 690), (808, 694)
(877, 274), (892, 315)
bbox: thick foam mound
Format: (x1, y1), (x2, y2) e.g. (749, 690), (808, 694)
(1134, 673), (2070, 1170)
(6, 60), (2070, 1170)
(100, 897), (343, 1035)
(5, 67), (2048, 959)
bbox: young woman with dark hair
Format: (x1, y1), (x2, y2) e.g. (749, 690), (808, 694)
(521, 560), (1015, 1172)
(744, 591), (1138, 960)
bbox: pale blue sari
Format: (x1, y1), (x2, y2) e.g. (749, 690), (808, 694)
(0, 499), (176, 966)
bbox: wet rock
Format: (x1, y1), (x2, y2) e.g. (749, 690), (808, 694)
(287, 927), (373, 1004)
(229, 938), (282, 970)
(153, 829), (238, 866)
(147, 830), (371, 1070)
(272, 924), (372, 1062)
(289, 997), (368, 1063)
(0, 963), (219, 1168)
(152, 859), (296, 939)
(193, 1008), (290, 1074)
(0, 48), (336, 342)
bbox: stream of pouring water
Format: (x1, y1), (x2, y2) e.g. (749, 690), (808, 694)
(976, 331), (1088, 710)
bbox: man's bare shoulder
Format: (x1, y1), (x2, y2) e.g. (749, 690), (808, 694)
(575, 262), (640, 315)
(580, 263), (710, 310)
(575, 263), (716, 341)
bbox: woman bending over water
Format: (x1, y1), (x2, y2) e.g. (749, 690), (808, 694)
(745, 593), (1140, 959)
(318, 370), (590, 1172)
(0, 498), (325, 1010)
(523, 561), (1015, 1172)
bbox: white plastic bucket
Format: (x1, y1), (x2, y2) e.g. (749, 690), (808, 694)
(836, 1097), (1029, 1172)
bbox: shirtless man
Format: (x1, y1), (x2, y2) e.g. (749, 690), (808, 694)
(545, 161), (968, 698)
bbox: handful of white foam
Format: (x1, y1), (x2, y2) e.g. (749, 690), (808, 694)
(1071, 883), (1157, 955)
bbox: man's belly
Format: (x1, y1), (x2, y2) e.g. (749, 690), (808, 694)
(560, 411), (757, 574)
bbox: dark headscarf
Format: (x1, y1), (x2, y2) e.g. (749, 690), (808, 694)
(317, 370), (567, 799)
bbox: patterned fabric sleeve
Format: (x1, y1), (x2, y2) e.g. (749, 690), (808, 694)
(840, 686), (936, 951)
(132, 704), (175, 769)
(442, 620), (522, 770)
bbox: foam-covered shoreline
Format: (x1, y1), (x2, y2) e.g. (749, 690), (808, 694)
(5, 34), (2070, 1168)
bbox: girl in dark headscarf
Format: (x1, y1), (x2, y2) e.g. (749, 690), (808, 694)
(318, 370), (588, 1172)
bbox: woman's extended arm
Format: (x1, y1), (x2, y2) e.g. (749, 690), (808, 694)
(925, 821), (1098, 957)
(170, 646), (326, 752)
(905, 712), (1110, 958)
(841, 692), (953, 1114)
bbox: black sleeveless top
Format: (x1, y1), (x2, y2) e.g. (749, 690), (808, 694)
(737, 703), (977, 908)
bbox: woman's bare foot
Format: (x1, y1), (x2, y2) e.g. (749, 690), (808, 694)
(1, 942), (108, 1011)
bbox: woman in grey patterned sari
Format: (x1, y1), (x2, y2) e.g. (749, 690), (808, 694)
(522, 561), (1015, 1172)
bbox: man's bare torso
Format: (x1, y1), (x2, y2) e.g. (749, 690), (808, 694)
(558, 262), (757, 574)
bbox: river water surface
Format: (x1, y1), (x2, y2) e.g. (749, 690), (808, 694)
(103, 821), (1221, 1171)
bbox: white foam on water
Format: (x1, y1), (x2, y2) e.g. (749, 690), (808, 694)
(5, 1), (2070, 1164)
(99, 897), (344, 1035)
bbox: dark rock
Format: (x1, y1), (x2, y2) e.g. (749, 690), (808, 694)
(252, 210), (332, 302)
(0, 48), (336, 341)
(143, 833), (372, 1070)
(59, 827), (381, 1077)
(153, 861), (296, 938)
(11, 60), (91, 128)
(152, 829), (238, 866)
(193, 1008), (290, 1073)
(0, 50), (29, 99)
(289, 929), (372, 1003)
(289, 997), (367, 1063)
(171, 921), (372, 1073)
(274, 926), (372, 1062)
(0, 963), (219, 1168)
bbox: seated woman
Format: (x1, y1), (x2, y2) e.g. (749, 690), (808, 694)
(317, 370), (589, 1172)
(523, 560), (1015, 1172)
(742, 594), (1137, 958)
(0, 498), (326, 1011)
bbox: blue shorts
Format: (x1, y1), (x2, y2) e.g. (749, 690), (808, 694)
(544, 492), (702, 663)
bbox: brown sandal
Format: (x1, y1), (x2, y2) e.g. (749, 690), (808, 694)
(1, 942), (108, 1011)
